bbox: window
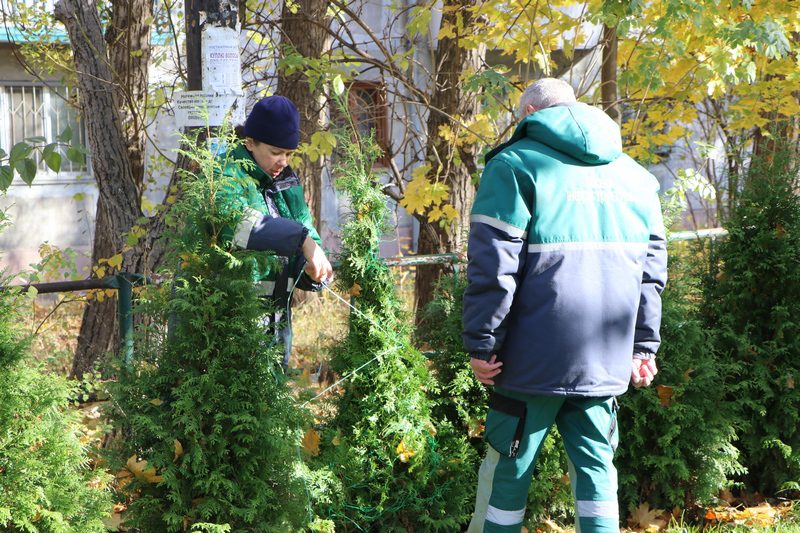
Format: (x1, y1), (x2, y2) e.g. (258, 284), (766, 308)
(0, 83), (88, 180)
(332, 80), (389, 166)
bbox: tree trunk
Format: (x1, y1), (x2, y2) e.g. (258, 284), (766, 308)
(601, 23), (620, 124)
(414, 0), (484, 315)
(106, 0), (152, 188)
(276, 0), (331, 229)
(54, 0), (145, 379)
(72, 198), (119, 378)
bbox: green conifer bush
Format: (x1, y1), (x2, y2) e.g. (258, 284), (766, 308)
(0, 213), (112, 532)
(313, 137), (476, 532)
(706, 145), (800, 494)
(107, 131), (312, 531)
(616, 245), (743, 510)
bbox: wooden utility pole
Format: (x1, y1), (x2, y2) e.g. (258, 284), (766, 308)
(601, 23), (620, 124)
(182, 0), (241, 120)
(185, 0), (239, 84)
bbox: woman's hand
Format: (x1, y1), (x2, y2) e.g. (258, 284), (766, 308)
(302, 235), (333, 283)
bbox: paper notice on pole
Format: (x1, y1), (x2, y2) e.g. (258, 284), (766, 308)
(174, 91), (245, 129)
(202, 26), (242, 94)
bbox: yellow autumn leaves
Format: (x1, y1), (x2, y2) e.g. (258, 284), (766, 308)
(300, 424), (437, 464)
(117, 439), (184, 486)
(627, 499), (794, 531)
(400, 113), (495, 226)
(400, 164), (459, 225)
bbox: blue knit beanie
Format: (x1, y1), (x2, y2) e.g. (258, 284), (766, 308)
(243, 95), (300, 149)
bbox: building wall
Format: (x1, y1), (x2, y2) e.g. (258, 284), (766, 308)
(0, 43), (98, 279)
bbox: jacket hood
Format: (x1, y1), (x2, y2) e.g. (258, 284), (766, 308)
(487, 103), (623, 165)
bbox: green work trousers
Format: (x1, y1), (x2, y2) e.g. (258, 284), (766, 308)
(468, 388), (620, 533)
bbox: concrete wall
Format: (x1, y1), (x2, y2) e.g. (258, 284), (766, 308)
(0, 44), (98, 278)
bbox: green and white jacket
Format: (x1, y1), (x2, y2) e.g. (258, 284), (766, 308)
(463, 103), (667, 397)
(216, 144), (322, 309)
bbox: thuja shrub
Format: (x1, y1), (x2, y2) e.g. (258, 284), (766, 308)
(706, 145), (800, 494)
(417, 273), (487, 438)
(313, 137), (476, 532)
(616, 244), (742, 510)
(107, 130), (311, 531)
(417, 273), (573, 524)
(0, 265), (111, 529)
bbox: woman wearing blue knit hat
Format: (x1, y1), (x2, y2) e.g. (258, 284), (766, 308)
(215, 95), (333, 369)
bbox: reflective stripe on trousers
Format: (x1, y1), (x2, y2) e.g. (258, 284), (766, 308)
(468, 390), (619, 533)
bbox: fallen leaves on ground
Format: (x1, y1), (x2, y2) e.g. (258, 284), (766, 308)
(302, 428), (321, 456)
(125, 454), (163, 483)
(348, 283), (362, 297)
(655, 385), (674, 407)
(704, 500), (793, 529)
(173, 438), (184, 462)
(102, 502), (127, 531)
(623, 497), (795, 531)
(396, 439), (415, 463)
(628, 502), (668, 530)
(467, 417), (485, 438)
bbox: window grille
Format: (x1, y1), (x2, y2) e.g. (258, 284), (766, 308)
(332, 81), (389, 166)
(0, 83), (88, 178)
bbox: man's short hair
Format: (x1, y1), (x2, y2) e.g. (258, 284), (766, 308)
(518, 78), (577, 118)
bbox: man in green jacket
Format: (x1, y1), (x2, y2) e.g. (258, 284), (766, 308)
(216, 95), (333, 369)
(463, 79), (667, 532)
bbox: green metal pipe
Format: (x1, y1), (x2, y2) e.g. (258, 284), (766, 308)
(116, 274), (134, 366)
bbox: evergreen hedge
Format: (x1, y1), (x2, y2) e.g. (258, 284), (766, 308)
(616, 244), (743, 510)
(0, 209), (111, 531)
(417, 272), (573, 525)
(313, 136), (476, 531)
(706, 145), (800, 494)
(108, 133), (311, 532)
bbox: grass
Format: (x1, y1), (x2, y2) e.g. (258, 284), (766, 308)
(19, 294), (84, 374)
(290, 267), (416, 371)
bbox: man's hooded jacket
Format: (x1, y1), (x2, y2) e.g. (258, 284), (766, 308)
(463, 103), (667, 397)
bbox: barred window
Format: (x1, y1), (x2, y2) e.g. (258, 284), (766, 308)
(332, 80), (389, 167)
(0, 83), (88, 179)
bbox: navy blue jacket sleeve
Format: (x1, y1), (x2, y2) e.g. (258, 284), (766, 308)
(232, 206), (309, 257)
(634, 209), (667, 355)
(462, 222), (527, 360)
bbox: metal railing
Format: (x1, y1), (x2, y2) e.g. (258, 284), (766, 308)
(1, 256), (461, 363)
(669, 228), (727, 241)
(1, 230), (725, 363)
(5, 273), (146, 364)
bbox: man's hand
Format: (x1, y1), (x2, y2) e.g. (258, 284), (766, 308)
(470, 355), (503, 385)
(302, 235), (334, 283)
(631, 357), (658, 388)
